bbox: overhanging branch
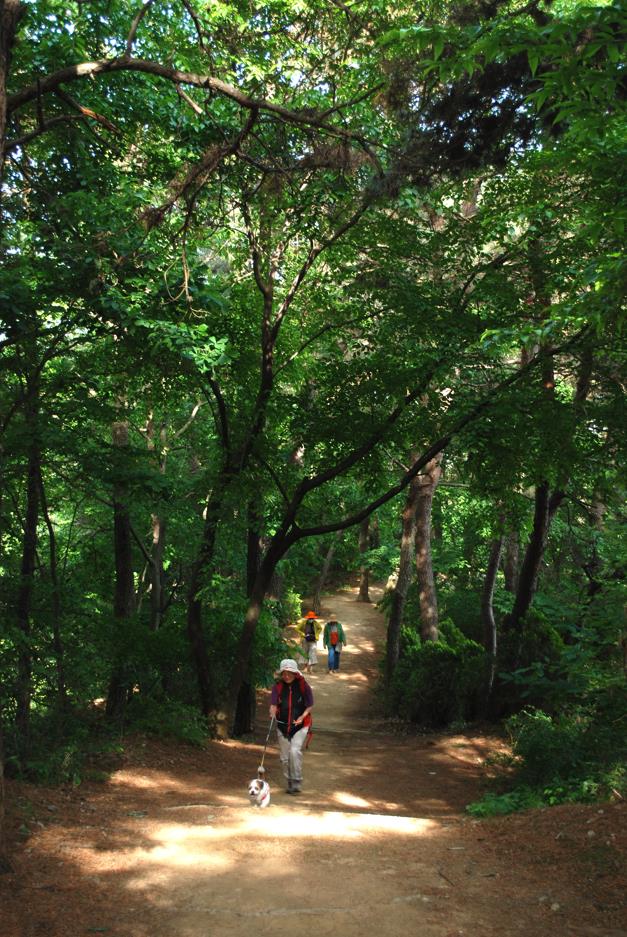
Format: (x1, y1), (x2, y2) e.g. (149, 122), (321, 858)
(293, 328), (591, 539)
(7, 57), (381, 149)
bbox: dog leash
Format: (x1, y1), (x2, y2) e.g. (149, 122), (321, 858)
(257, 715), (275, 779)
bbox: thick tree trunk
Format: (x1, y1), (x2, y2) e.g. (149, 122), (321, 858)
(218, 582), (266, 739)
(385, 474), (420, 687)
(219, 530), (294, 737)
(357, 516), (370, 602)
(482, 530), (504, 699)
(415, 455), (442, 642)
(312, 531), (342, 615)
(508, 482), (548, 631)
(106, 420), (136, 717)
(15, 384), (39, 750)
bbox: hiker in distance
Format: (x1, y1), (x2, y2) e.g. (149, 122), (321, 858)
(297, 610), (321, 674)
(323, 614), (347, 674)
(269, 659), (314, 795)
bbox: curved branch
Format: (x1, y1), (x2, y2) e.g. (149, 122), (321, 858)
(271, 197), (371, 341)
(297, 364), (439, 500)
(141, 107), (258, 230)
(274, 308), (379, 377)
(126, 0), (156, 56)
(7, 57), (380, 147)
(5, 113), (81, 152)
(293, 329), (591, 540)
(253, 455), (292, 508)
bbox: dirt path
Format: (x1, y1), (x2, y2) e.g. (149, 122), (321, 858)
(2, 586), (625, 937)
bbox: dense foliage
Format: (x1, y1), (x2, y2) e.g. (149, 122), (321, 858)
(0, 0), (624, 814)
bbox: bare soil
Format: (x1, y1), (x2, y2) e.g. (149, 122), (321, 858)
(2, 586), (625, 937)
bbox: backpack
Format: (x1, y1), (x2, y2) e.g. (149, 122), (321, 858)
(304, 621), (316, 642)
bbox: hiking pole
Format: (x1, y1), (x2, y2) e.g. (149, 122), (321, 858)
(257, 715), (276, 779)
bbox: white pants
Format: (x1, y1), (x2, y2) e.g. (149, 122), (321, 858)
(302, 639), (318, 665)
(277, 726), (309, 784)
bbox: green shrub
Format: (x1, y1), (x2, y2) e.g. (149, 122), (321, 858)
(389, 631), (490, 728)
(467, 694), (627, 816)
(4, 708), (123, 786)
(273, 587), (302, 628)
(467, 787), (544, 817)
(125, 697), (209, 746)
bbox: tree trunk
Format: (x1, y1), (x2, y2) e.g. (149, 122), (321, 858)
(385, 474), (420, 687)
(38, 467), (68, 709)
(232, 503), (264, 737)
(502, 530), (519, 593)
(149, 513), (166, 631)
(0, 1), (24, 182)
(246, 501), (262, 597)
(415, 454), (442, 642)
(312, 531), (342, 615)
(15, 382), (40, 751)
(0, 709), (12, 873)
(357, 516), (370, 602)
(185, 491), (223, 716)
(482, 529), (504, 699)
(144, 413), (167, 632)
(218, 580), (267, 739)
(219, 529), (294, 737)
(106, 419), (136, 717)
(508, 482), (548, 631)
(507, 337), (593, 632)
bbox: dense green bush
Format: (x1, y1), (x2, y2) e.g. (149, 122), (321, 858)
(4, 708), (123, 786)
(266, 587), (302, 628)
(388, 624), (490, 728)
(124, 697), (209, 746)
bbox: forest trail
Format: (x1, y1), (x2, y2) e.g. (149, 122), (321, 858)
(2, 586), (625, 937)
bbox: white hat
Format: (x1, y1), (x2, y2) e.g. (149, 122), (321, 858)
(279, 658), (301, 675)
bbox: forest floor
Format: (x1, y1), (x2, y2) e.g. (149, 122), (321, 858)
(2, 585), (625, 937)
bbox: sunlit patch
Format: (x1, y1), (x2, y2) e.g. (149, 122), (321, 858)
(142, 810), (436, 850)
(109, 770), (215, 800)
(127, 837), (234, 874)
(333, 792), (372, 809)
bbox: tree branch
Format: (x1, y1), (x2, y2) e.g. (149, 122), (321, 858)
(7, 57), (380, 148)
(5, 113), (81, 152)
(172, 399), (205, 439)
(293, 329), (591, 539)
(126, 0), (156, 57)
(141, 107), (258, 230)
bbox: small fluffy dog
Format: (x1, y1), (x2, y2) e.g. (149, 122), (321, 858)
(248, 777), (271, 808)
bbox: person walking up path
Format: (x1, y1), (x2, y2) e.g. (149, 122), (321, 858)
(296, 610), (321, 674)
(323, 613), (347, 673)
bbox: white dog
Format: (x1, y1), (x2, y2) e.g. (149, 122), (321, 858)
(248, 777), (271, 808)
